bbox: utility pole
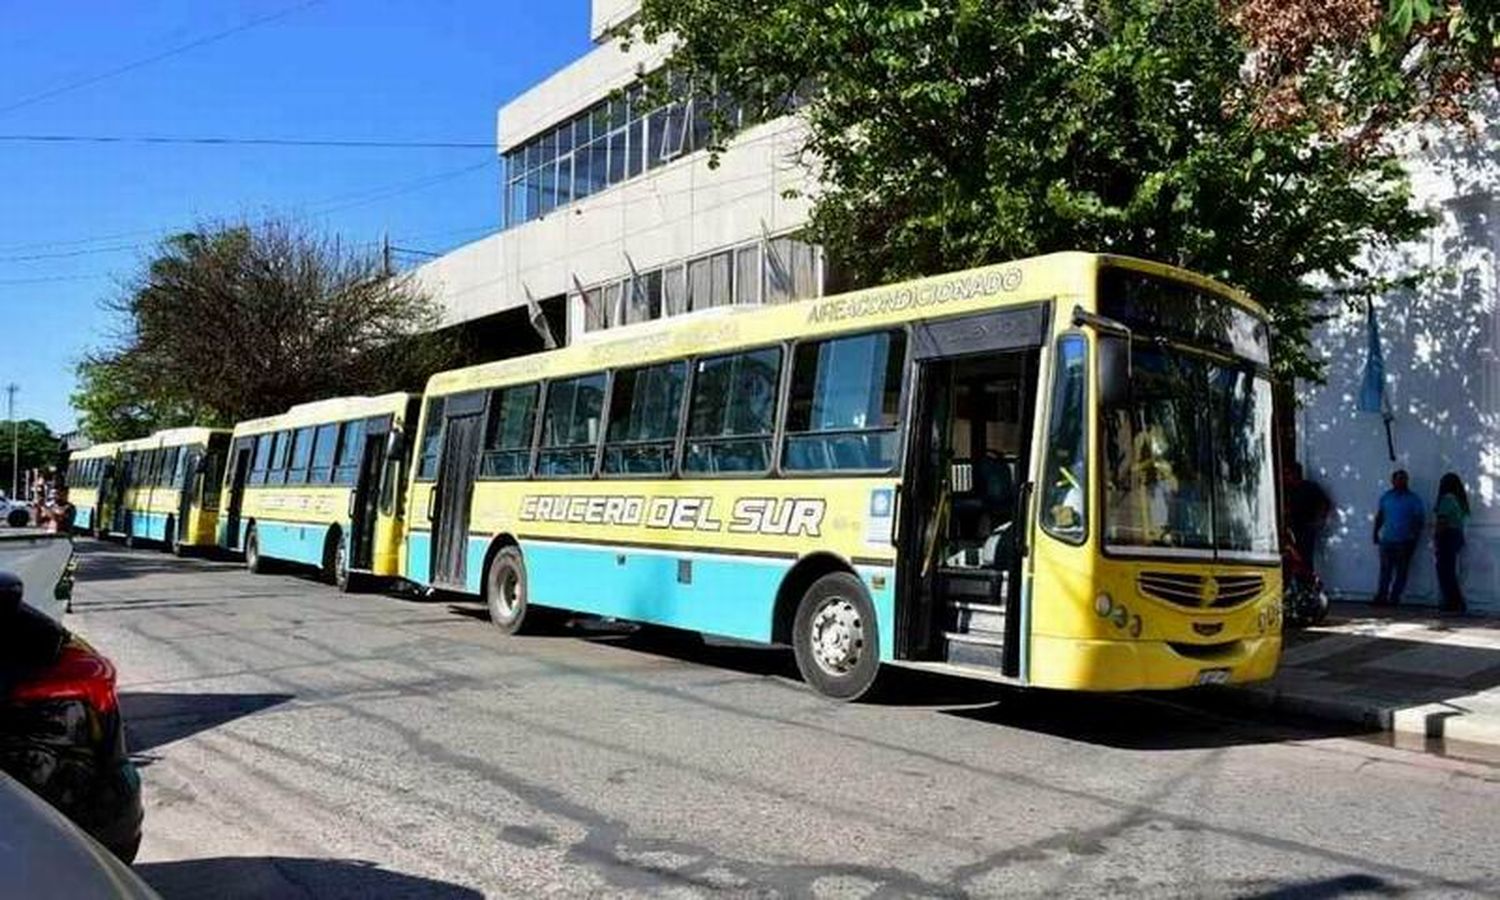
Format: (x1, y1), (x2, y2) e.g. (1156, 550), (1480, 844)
(5, 384), (16, 500)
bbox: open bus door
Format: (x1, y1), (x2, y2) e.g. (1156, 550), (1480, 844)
(348, 416), (390, 572)
(222, 437), (254, 550)
(175, 445), (201, 547)
(428, 392), (486, 590)
(896, 306), (1049, 677)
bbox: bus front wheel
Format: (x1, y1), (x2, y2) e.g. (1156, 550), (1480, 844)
(485, 547), (536, 636)
(792, 572), (881, 702)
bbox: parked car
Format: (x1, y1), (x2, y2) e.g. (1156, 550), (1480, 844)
(0, 769), (159, 899)
(0, 491), (31, 527)
(0, 540), (143, 863)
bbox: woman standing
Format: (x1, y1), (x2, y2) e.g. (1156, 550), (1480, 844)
(1434, 472), (1470, 615)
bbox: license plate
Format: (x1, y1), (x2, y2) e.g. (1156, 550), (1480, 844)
(1195, 668), (1231, 686)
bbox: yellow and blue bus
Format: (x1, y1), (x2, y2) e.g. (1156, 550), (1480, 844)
(403, 252), (1282, 700)
(218, 393), (419, 590)
(65, 441), (123, 536)
(89, 428), (231, 552)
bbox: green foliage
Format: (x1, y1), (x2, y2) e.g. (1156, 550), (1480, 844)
(627, 0), (1449, 380)
(0, 419), (63, 493)
(74, 219), (458, 442)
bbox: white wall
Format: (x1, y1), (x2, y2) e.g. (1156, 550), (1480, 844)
(1299, 109), (1500, 612)
(408, 232), (509, 327)
(590, 0), (640, 43)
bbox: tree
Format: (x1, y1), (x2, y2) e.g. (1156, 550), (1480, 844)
(626, 0), (1493, 380)
(74, 219), (457, 440)
(0, 419), (63, 495)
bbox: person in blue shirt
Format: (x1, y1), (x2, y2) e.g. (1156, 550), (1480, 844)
(1371, 469), (1425, 607)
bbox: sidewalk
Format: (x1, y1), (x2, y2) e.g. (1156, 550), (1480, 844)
(1222, 602), (1500, 748)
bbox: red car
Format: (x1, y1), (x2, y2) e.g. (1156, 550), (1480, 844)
(0, 560), (143, 862)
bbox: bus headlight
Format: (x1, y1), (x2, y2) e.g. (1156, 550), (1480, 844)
(1094, 593), (1113, 617)
(1129, 615), (1143, 638)
(1111, 605), (1129, 629)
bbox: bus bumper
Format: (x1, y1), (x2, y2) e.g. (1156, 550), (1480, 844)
(1026, 633), (1281, 692)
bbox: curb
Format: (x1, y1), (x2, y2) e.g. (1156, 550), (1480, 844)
(1213, 683), (1500, 749)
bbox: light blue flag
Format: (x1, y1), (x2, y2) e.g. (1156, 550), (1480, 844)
(1357, 298), (1385, 414)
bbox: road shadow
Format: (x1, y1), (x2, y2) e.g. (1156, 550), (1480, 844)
(1238, 872), (1402, 898)
(71, 539), (245, 584)
(137, 856), (481, 900)
(121, 691), (295, 754)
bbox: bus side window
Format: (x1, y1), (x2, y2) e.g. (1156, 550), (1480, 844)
(416, 398), (445, 480)
(684, 346), (782, 474)
(250, 434), (271, 485)
(481, 384), (539, 478)
(308, 423), (339, 485)
(603, 362), (684, 475)
(334, 419), (366, 485)
(267, 431), (292, 486)
(783, 330), (905, 473)
(1041, 335), (1088, 543)
(537, 373), (607, 477)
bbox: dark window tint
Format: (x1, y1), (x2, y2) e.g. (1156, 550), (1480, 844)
(267, 431), (291, 485)
(286, 427), (315, 485)
(1042, 336), (1088, 542)
(161, 446), (182, 486)
(481, 384), (539, 478)
(684, 347), (782, 473)
(604, 362), (685, 475)
(784, 331), (906, 472)
(309, 423), (339, 485)
(334, 419), (366, 485)
(417, 398), (444, 480)
(537, 373), (606, 476)
(250, 434), (272, 485)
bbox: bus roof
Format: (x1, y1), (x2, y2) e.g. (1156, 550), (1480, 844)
(69, 441), (121, 461)
(231, 392), (415, 436)
(117, 427), (229, 453)
(425, 251), (1260, 397)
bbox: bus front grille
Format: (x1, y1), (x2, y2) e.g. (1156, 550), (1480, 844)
(1138, 572), (1264, 609)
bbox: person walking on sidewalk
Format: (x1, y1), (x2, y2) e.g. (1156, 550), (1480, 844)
(1434, 472), (1470, 615)
(1372, 469), (1424, 607)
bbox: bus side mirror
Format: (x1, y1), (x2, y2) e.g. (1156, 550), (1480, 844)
(385, 430), (406, 462)
(1098, 334), (1132, 411)
(195, 456), (209, 474)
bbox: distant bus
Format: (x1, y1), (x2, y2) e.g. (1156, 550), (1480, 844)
(403, 252), (1283, 700)
(65, 441), (122, 535)
(81, 428), (231, 553)
(218, 393), (419, 590)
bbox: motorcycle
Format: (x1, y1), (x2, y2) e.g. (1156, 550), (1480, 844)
(1282, 537), (1329, 628)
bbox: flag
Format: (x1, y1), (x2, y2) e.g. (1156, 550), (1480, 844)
(1357, 298), (1386, 414)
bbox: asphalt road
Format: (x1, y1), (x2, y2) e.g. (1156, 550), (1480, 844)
(63, 539), (1500, 899)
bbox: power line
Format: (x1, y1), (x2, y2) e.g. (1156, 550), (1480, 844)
(0, 133), (495, 150)
(0, 272), (113, 286)
(0, 0), (325, 117)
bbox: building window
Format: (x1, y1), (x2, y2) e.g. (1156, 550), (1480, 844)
(502, 73), (752, 232)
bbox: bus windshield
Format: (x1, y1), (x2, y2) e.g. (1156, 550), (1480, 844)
(1102, 344), (1277, 562)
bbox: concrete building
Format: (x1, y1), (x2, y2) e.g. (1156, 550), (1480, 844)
(411, 0), (823, 351)
(1298, 104), (1500, 615)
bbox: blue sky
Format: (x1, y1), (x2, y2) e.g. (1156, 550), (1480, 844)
(0, 0), (591, 432)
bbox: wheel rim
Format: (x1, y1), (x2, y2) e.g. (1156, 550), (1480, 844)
(335, 541), (347, 582)
(809, 596), (864, 677)
(494, 566), (521, 622)
(247, 535), (257, 566)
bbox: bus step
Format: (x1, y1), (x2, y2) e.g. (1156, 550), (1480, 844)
(944, 632), (1006, 669)
(937, 567), (1008, 603)
(948, 601), (1006, 636)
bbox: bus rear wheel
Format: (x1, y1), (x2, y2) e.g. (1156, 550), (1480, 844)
(792, 572), (882, 702)
(245, 526), (265, 574)
(485, 547), (537, 635)
(332, 537), (362, 593)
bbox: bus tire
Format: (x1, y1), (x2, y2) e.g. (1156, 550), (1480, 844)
(792, 571), (882, 702)
(485, 547), (536, 635)
(245, 526), (265, 574)
(162, 517), (175, 553)
(6, 508), (28, 528)
(332, 535), (362, 593)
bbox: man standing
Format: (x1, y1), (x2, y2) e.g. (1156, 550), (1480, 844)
(1286, 463), (1331, 565)
(1372, 469), (1425, 606)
